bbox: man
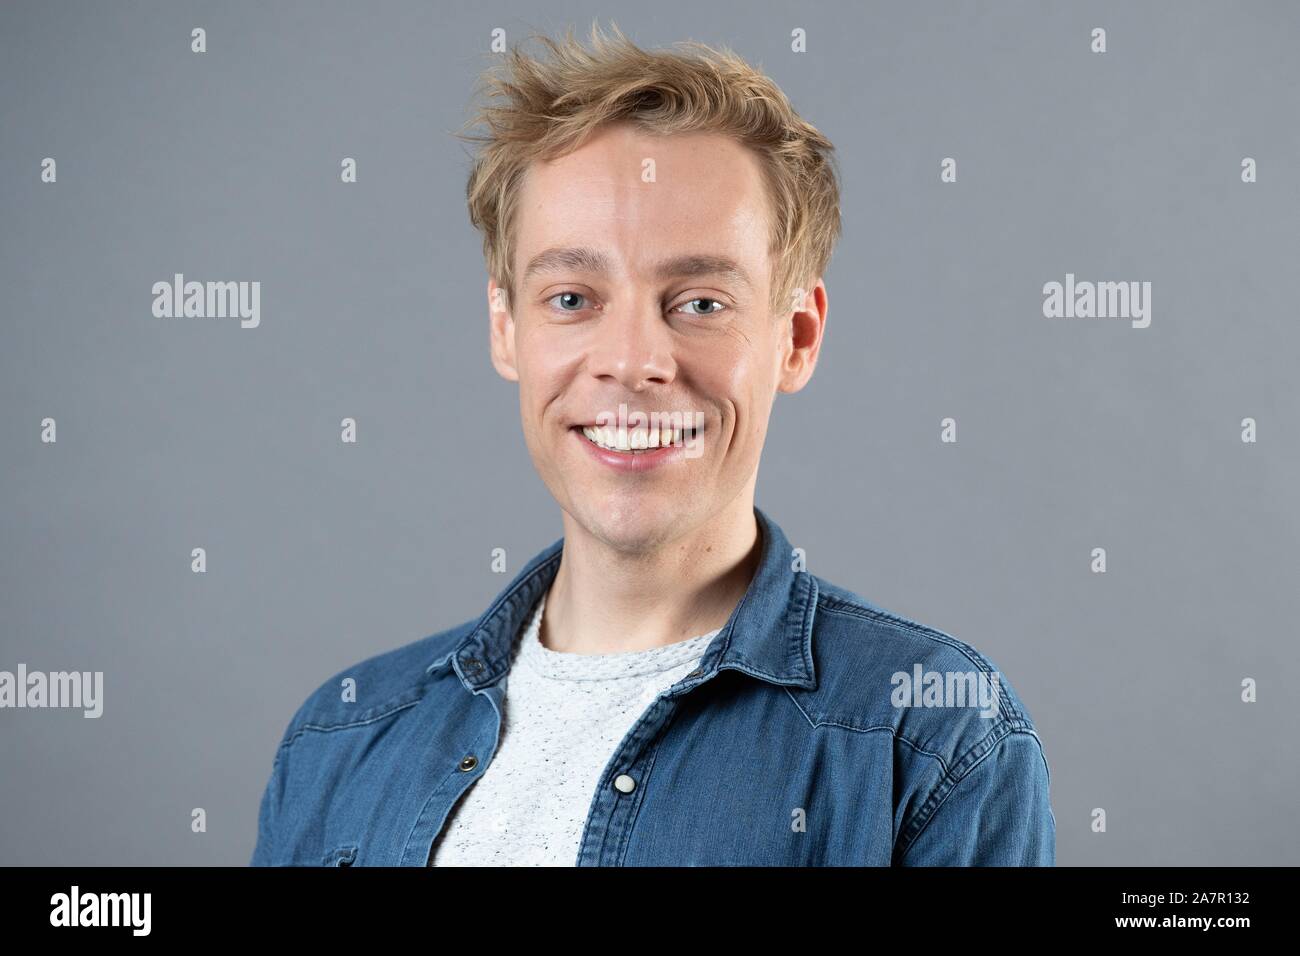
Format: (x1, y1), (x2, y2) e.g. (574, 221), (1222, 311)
(251, 23), (1055, 867)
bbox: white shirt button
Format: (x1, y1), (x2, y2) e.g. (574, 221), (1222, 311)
(613, 773), (636, 793)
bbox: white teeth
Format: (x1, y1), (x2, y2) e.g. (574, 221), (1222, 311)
(581, 425), (694, 452)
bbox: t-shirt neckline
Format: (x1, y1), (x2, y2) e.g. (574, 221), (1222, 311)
(514, 590), (722, 681)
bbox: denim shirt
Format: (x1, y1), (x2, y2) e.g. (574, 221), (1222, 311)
(251, 506), (1055, 866)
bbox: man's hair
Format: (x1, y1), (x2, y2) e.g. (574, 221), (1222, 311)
(459, 21), (842, 315)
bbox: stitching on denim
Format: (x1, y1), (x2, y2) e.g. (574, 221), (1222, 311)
(897, 726), (1013, 860)
(781, 677), (1027, 754)
(689, 516), (780, 677)
(472, 549), (564, 678)
(813, 599), (1027, 723)
(485, 548), (564, 623)
(282, 698), (421, 749)
(780, 686), (819, 729)
(896, 725), (1039, 861)
(404, 761), (467, 866)
(891, 733), (953, 776)
(794, 572), (818, 678)
(1033, 729), (1052, 783)
(598, 686), (681, 865)
(264, 748), (283, 864)
(613, 704), (677, 867)
(575, 676), (665, 863)
(780, 687), (953, 775)
(574, 769), (602, 861)
(720, 660), (802, 687)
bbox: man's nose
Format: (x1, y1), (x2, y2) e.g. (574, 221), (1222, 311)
(584, 298), (676, 391)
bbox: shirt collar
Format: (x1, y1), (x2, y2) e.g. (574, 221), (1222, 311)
(427, 505), (818, 692)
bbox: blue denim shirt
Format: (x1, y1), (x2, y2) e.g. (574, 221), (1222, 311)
(251, 506), (1055, 866)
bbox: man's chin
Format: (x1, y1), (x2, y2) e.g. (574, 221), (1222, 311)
(565, 495), (690, 555)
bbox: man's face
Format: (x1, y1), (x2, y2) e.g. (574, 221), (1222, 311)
(489, 122), (820, 553)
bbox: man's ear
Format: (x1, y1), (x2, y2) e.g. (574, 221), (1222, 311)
(777, 279), (828, 394)
(487, 278), (519, 382)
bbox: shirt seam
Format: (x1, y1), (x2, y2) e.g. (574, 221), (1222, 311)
(813, 599), (1028, 723)
(781, 687), (1003, 777)
(895, 725), (1043, 862)
(281, 697), (422, 749)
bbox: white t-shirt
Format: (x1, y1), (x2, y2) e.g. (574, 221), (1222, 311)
(429, 588), (721, 866)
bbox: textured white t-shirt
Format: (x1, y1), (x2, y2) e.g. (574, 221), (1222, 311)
(429, 588), (721, 866)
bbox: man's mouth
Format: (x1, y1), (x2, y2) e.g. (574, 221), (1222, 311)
(576, 424), (701, 454)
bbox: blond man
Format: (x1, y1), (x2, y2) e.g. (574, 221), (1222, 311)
(252, 23), (1054, 867)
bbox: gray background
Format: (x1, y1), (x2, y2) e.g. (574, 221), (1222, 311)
(2, 0), (1297, 866)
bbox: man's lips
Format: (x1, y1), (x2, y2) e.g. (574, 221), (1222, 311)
(570, 424), (697, 471)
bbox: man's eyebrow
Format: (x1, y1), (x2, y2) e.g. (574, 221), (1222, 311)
(521, 246), (754, 292)
(654, 254), (754, 292)
(522, 246), (615, 281)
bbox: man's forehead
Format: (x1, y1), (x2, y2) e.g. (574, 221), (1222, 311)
(522, 130), (762, 199)
(512, 131), (772, 287)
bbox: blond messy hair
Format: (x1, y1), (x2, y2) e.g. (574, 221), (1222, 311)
(459, 21), (842, 315)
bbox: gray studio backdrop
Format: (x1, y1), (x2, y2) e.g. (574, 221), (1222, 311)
(2, 0), (1297, 866)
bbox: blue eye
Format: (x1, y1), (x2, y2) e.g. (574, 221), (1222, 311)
(677, 298), (726, 316)
(548, 292), (588, 311)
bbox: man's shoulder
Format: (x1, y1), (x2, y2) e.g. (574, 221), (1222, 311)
(274, 617), (478, 749)
(805, 574), (1045, 766)
(809, 576), (1027, 707)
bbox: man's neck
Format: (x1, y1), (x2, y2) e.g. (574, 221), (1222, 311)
(541, 495), (762, 655)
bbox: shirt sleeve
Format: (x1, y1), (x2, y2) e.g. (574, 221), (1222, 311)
(249, 749), (283, 866)
(897, 729), (1056, 866)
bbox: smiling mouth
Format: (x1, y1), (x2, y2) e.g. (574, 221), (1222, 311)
(576, 424), (702, 454)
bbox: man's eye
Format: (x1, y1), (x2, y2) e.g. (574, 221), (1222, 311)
(675, 298), (726, 317)
(547, 292), (589, 312)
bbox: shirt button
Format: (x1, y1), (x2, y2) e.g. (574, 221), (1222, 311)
(464, 658), (484, 673)
(458, 754), (479, 772)
(685, 667), (703, 679)
(613, 773), (636, 794)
